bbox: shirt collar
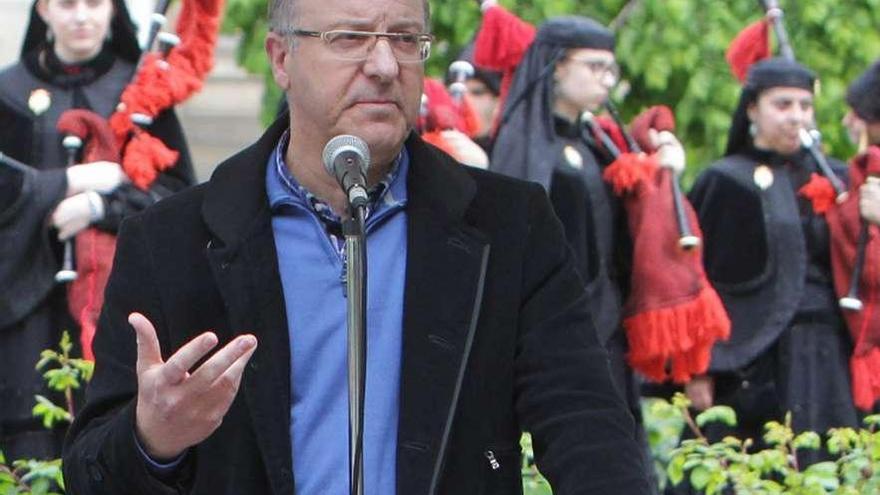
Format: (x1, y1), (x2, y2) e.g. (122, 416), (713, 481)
(266, 129), (408, 223)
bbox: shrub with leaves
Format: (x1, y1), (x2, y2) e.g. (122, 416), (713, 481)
(662, 393), (880, 494)
(0, 331), (93, 495)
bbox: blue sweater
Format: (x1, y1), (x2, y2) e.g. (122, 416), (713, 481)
(266, 136), (408, 495)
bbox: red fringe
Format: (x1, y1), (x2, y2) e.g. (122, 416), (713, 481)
(625, 286), (732, 383)
(602, 152), (659, 196)
(110, 0), (224, 188)
(726, 20), (770, 83)
(123, 132), (179, 190)
(798, 173), (836, 214)
(851, 349), (880, 411)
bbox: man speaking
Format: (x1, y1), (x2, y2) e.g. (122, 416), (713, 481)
(62, 0), (652, 493)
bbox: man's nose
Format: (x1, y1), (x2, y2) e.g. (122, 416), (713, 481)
(363, 39), (400, 81)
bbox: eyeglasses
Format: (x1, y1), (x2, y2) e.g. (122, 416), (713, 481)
(565, 57), (620, 83)
(277, 28), (434, 63)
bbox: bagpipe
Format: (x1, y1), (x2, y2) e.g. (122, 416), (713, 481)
(56, 0), (225, 360)
(731, 0), (880, 409)
(417, 61), (483, 162)
(580, 104), (731, 383)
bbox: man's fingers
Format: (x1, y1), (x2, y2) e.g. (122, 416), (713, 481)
(130, 313), (163, 371)
(161, 332), (220, 385)
(187, 335), (257, 390)
(213, 340), (258, 392)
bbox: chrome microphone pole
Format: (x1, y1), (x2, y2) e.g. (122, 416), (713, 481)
(344, 205), (367, 495)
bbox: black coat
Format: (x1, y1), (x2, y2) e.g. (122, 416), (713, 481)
(62, 119), (653, 495)
(688, 148), (859, 439)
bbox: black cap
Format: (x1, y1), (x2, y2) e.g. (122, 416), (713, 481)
(534, 16), (615, 51)
(21, 0), (140, 64)
(847, 59), (880, 123)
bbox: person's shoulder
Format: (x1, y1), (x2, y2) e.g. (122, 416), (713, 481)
(132, 182), (208, 227)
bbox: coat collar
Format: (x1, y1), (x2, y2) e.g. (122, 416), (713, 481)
(201, 117), (477, 252)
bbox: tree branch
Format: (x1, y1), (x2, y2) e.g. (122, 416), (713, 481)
(610, 0), (643, 32)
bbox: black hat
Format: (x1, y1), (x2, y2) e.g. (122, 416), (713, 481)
(21, 0), (140, 64)
(534, 16), (615, 51)
(725, 57), (816, 156)
(847, 59), (880, 123)
(490, 16), (614, 189)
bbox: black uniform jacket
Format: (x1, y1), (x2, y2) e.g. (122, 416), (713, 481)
(62, 118), (652, 495)
(689, 151), (847, 372)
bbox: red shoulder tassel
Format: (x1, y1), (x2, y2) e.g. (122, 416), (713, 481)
(798, 173), (836, 214)
(602, 152), (658, 196)
(122, 131), (179, 190)
(726, 20), (770, 83)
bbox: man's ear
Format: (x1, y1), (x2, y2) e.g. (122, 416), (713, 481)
(265, 32), (291, 90)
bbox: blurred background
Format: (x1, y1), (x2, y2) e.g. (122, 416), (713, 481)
(2, 0), (879, 183)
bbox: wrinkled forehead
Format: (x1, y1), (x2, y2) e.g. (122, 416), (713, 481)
(296, 0), (427, 30)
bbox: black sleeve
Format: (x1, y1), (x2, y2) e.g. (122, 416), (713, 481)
(515, 184), (652, 494)
(62, 215), (194, 495)
(94, 109), (196, 233)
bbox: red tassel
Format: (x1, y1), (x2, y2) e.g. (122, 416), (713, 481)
(851, 349), (880, 411)
(798, 173), (836, 214)
(602, 152), (659, 196)
(726, 20), (770, 83)
(473, 4), (536, 134)
(123, 132), (179, 190)
(625, 286), (731, 383)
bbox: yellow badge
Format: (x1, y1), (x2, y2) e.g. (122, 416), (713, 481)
(753, 164), (774, 190)
(564, 145), (583, 169)
(28, 88), (51, 116)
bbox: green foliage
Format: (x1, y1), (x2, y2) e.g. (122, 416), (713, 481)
(657, 393), (880, 494)
(1, 331), (93, 495)
(224, 0), (880, 181)
(520, 433), (552, 495)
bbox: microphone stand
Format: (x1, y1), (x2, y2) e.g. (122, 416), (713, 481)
(344, 205), (367, 495)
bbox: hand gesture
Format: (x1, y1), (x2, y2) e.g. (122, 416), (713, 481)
(129, 313), (258, 460)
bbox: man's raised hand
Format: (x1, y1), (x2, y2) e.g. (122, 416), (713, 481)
(129, 312), (257, 460)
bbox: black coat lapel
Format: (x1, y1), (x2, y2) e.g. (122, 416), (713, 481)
(396, 139), (491, 495)
(203, 118), (295, 495)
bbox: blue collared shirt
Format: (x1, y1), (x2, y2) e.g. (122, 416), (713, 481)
(266, 131), (408, 495)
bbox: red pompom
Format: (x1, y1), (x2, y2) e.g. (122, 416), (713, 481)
(798, 173), (836, 214)
(726, 20), (770, 83)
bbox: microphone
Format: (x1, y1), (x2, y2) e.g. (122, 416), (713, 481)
(322, 135), (371, 210)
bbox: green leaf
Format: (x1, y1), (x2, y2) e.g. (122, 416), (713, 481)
(696, 406), (737, 428)
(793, 431), (822, 451)
(689, 464), (711, 490)
(667, 454), (685, 485)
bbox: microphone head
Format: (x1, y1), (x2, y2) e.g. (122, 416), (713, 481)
(322, 135), (370, 177)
